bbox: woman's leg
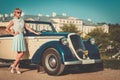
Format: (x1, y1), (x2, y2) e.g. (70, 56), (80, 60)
(13, 52), (24, 67)
(10, 52), (24, 74)
(15, 63), (21, 74)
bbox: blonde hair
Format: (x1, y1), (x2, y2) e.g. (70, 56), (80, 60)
(14, 8), (22, 16)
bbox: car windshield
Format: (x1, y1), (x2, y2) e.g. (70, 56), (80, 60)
(26, 22), (54, 33)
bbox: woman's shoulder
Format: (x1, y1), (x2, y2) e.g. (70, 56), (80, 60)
(7, 18), (14, 24)
(12, 17), (17, 22)
(12, 17), (24, 22)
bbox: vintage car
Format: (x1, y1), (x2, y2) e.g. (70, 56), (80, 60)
(0, 21), (102, 75)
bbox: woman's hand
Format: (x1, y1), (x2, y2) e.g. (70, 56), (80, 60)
(25, 23), (41, 35)
(13, 32), (19, 36)
(35, 32), (41, 35)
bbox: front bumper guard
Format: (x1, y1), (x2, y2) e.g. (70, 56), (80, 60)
(64, 59), (102, 65)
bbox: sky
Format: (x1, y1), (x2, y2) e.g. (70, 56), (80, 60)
(0, 0), (120, 24)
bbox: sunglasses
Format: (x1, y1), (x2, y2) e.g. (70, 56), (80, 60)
(16, 12), (22, 14)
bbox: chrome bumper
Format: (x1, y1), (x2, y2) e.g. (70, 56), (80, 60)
(64, 59), (102, 65)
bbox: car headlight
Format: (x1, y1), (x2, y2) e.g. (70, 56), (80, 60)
(60, 38), (68, 45)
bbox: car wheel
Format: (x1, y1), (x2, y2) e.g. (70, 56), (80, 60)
(42, 48), (65, 75)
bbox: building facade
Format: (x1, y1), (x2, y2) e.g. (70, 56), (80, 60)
(0, 14), (109, 37)
(52, 17), (83, 32)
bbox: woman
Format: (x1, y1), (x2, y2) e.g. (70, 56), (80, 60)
(6, 8), (40, 74)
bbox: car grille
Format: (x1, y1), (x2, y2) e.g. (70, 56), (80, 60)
(70, 35), (85, 58)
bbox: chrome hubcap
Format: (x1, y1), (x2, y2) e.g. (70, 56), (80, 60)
(49, 56), (57, 68)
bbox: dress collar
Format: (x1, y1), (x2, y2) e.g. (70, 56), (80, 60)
(14, 17), (21, 21)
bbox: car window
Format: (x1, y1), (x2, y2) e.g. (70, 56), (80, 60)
(26, 23), (53, 32)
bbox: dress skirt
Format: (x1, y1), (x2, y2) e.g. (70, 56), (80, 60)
(12, 33), (26, 52)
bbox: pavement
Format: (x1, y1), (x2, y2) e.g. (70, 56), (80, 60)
(0, 62), (120, 80)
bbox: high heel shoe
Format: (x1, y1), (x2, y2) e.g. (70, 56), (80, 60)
(16, 70), (21, 74)
(9, 65), (16, 74)
(15, 68), (21, 74)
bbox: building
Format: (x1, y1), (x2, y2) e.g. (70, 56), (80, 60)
(0, 13), (109, 37)
(52, 16), (83, 32)
(82, 20), (109, 37)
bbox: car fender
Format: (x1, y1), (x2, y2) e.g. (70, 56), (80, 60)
(31, 41), (67, 64)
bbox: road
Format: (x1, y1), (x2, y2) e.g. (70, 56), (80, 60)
(0, 63), (120, 80)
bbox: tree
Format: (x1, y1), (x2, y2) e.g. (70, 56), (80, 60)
(85, 28), (110, 51)
(60, 24), (81, 34)
(109, 24), (120, 52)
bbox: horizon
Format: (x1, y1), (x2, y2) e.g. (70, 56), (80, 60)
(0, 0), (120, 24)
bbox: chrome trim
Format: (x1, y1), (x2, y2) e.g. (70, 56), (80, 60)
(0, 37), (13, 40)
(64, 61), (82, 65)
(67, 33), (83, 60)
(0, 36), (63, 40)
(81, 59), (102, 64)
(26, 36), (63, 39)
(64, 59), (102, 65)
